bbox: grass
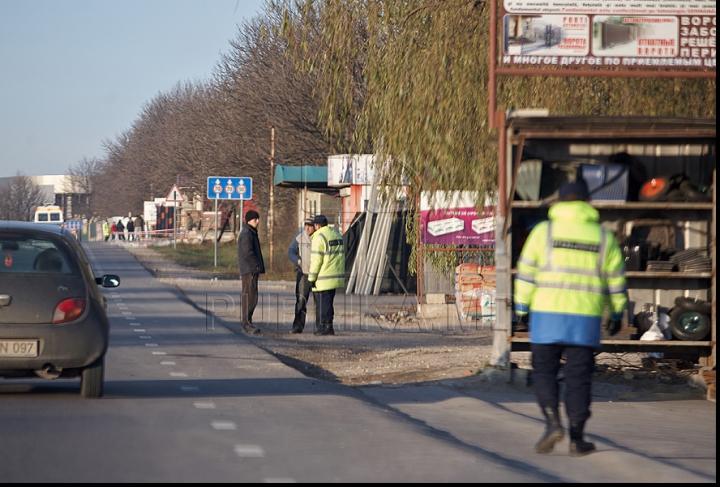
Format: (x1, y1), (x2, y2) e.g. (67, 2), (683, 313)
(152, 241), (297, 281)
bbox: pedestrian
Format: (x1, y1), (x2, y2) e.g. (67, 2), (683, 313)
(102, 220), (111, 242)
(307, 215), (345, 336)
(110, 221), (117, 242)
(514, 179), (627, 457)
(287, 218), (316, 334)
(237, 209), (265, 335)
(133, 215), (144, 241)
(115, 218), (125, 240)
(126, 217), (135, 241)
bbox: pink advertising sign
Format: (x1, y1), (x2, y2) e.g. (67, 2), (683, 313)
(420, 192), (496, 245)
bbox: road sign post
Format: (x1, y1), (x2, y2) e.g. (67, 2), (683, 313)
(165, 184), (186, 250)
(207, 177), (253, 267)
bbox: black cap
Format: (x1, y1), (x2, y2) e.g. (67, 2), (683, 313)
(313, 214), (328, 225)
(245, 210), (260, 222)
(559, 179), (590, 201)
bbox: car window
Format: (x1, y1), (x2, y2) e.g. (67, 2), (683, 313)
(0, 234), (75, 275)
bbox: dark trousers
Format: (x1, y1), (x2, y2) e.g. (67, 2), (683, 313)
(241, 273), (259, 326)
(292, 271), (312, 330)
(313, 289), (336, 327)
(531, 343), (595, 424)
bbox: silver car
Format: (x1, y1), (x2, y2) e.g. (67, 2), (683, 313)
(0, 222), (119, 397)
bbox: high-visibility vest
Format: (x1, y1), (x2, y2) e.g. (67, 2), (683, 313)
(102, 221), (111, 237)
(514, 201), (627, 347)
(308, 225), (345, 291)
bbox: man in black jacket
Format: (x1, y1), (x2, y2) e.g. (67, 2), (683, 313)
(238, 210), (265, 334)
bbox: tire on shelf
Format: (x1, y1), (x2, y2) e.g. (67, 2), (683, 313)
(679, 180), (712, 202)
(639, 177), (672, 201)
(80, 355), (105, 398)
(634, 311), (653, 335)
(668, 308), (711, 341)
(674, 296), (712, 315)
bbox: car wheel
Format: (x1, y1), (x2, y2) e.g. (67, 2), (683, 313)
(638, 177), (672, 201)
(668, 308), (710, 341)
(674, 296), (712, 316)
(80, 356), (105, 398)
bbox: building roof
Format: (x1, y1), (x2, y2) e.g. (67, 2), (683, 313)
(274, 165), (337, 194)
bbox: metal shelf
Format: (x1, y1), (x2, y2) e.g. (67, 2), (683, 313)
(626, 271), (712, 279)
(511, 201), (714, 211)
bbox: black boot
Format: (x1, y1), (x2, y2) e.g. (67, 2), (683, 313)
(314, 322), (335, 336)
(535, 407), (565, 454)
(569, 421), (596, 457)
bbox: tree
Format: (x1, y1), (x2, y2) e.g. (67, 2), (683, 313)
(0, 171), (46, 222)
(65, 156), (103, 218)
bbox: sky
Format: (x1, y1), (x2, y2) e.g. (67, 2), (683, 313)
(0, 0), (265, 179)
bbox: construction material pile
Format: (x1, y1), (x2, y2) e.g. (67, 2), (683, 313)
(454, 263), (496, 323)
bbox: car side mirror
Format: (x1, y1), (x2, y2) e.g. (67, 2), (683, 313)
(96, 275), (121, 288)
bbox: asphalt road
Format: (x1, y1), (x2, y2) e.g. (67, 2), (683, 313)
(0, 242), (715, 482)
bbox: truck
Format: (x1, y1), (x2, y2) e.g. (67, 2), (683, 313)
(491, 114), (715, 372)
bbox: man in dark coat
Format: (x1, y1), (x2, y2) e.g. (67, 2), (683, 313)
(237, 210), (265, 334)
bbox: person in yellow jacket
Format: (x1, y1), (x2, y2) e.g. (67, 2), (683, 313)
(102, 220), (111, 242)
(514, 179), (627, 457)
(307, 215), (345, 336)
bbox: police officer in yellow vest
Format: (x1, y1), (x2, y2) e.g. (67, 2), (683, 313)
(515, 179), (627, 457)
(308, 215), (345, 336)
(102, 220), (111, 242)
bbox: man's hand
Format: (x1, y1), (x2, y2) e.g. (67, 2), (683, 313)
(605, 320), (622, 336)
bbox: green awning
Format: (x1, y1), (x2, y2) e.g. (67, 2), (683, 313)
(274, 165), (329, 189)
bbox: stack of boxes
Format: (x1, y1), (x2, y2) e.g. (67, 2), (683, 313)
(454, 264), (496, 323)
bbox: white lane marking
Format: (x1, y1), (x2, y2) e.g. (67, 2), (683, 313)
(133, 329), (146, 332)
(129, 323), (140, 326)
(125, 317), (136, 320)
(170, 372), (188, 377)
(152, 351), (166, 355)
(145, 343), (159, 347)
(193, 401), (216, 409)
(122, 312), (133, 315)
(180, 386), (199, 392)
(160, 361), (176, 366)
(118, 305), (128, 309)
(139, 336), (152, 339)
(211, 421), (237, 431)
(234, 445), (265, 458)
(264, 479), (297, 483)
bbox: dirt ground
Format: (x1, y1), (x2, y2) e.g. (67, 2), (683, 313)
(124, 244), (709, 397)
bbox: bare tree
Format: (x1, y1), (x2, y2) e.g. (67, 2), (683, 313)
(65, 156), (103, 218)
(0, 171), (46, 222)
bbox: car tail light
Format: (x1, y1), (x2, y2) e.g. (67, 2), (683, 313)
(52, 298), (86, 324)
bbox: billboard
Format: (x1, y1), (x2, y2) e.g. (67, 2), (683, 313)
(420, 191), (496, 245)
(501, 0), (715, 69)
(327, 154), (376, 187)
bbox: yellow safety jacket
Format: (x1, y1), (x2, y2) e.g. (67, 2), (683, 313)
(514, 201), (627, 347)
(102, 221), (111, 237)
(308, 225), (345, 291)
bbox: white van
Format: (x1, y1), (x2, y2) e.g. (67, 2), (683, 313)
(34, 205), (65, 225)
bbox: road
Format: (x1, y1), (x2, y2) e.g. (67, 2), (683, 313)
(0, 242), (715, 482)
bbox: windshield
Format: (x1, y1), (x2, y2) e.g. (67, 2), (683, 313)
(0, 234), (75, 275)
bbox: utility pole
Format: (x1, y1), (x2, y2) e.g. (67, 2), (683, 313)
(269, 126), (275, 272)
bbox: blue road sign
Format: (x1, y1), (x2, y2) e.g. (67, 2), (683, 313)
(207, 177), (253, 200)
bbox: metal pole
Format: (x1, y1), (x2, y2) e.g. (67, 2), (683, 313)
(269, 126), (275, 272)
(173, 198), (177, 250)
(214, 198), (218, 267)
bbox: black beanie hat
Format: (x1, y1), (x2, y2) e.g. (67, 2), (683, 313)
(245, 210), (260, 222)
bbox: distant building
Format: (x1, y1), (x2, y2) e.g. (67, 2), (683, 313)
(0, 174), (88, 220)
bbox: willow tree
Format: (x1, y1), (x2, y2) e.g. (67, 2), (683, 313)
(281, 0), (715, 272)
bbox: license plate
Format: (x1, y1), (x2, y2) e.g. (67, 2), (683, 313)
(0, 340), (38, 358)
